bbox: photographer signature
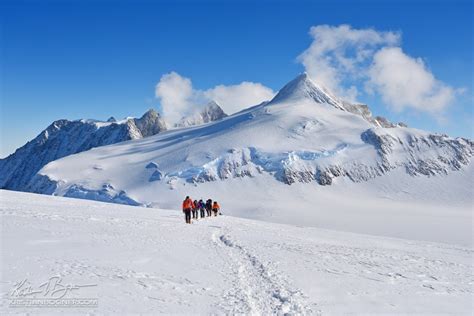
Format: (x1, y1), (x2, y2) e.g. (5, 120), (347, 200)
(10, 276), (97, 299)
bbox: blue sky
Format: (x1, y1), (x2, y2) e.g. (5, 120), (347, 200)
(1, 0), (472, 157)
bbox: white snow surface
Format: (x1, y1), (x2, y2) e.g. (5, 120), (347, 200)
(1, 190), (472, 315)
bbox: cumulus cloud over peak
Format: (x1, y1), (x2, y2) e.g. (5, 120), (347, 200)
(204, 82), (274, 114)
(298, 24), (400, 101)
(298, 24), (458, 113)
(155, 72), (275, 124)
(155, 72), (199, 124)
(367, 47), (455, 113)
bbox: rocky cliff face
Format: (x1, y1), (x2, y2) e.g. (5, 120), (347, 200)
(342, 102), (406, 128)
(0, 109), (167, 191)
(134, 109), (168, 137)
(153, 128), (473, 187)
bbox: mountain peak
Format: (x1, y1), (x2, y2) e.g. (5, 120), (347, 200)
(296, 71), (309, 80)
(140, 108), (160, 120)
(175, 101), (227, 128)
(206, 100), (221, 110)
(135, 109), (166, 137)
(270, 73), (344, 110)
(269, 74), (405, 128)
(202, 101), (227, 120)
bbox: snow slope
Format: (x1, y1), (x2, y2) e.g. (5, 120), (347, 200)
(26, 73), (473, 246)
(1, 190), (472, 314)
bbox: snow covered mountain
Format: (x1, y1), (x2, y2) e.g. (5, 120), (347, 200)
(0, 109), (167, 191)
(175, 101), (228, 128)
(23, 73), (473, 244)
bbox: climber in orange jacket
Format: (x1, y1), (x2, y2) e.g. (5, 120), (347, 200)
(212, 201), (220, 216)
(182, 196), (193, 224)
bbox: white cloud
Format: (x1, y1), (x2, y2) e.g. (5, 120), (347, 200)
(155, 72), (200, 124)
(367, 47), (455, 113)
(298, 24), (458, 113)
(155, 72), (274, 124)
(204, 82), (275, 114)
(297, 24), (400, 101)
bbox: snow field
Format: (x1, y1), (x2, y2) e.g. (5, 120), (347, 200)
(1, 190), (472, 314)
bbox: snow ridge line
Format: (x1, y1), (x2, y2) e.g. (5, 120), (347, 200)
(215, 232), (314, 315)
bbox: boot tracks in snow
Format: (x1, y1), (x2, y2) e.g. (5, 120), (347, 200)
(211, 230), (316, 315)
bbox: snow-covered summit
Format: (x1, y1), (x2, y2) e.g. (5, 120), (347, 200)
(176, 101), (228, 128)
(270, 73), (404, 128)
(270, 73), (345, 110)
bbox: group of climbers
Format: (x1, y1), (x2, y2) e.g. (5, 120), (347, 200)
(182, 196), (220, 224)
